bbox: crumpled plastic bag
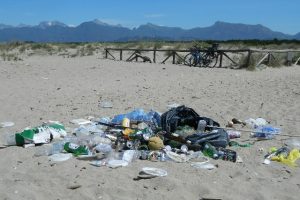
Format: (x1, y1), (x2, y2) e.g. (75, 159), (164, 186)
(271, 149), (300, 167)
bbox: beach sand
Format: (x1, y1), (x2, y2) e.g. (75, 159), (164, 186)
(0, 54), (299, 200)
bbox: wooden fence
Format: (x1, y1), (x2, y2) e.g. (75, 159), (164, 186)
(104, 48), (300, 68)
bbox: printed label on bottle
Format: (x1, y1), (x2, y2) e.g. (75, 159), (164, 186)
(68, 143), (79, 150)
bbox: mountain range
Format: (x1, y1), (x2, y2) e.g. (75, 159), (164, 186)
(0, 19), (299, 42)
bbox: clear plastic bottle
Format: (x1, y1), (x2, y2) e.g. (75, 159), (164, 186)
(51, 141), (65, 154)
(34, 145), (53, 157)
(122, 150), (140, 163)
(197, 120), (207, 132)
(6, 134), (16, 146)
(34, 142), (65, 157)
(252, 125), (281, 139)
(95, 143), (112, 154)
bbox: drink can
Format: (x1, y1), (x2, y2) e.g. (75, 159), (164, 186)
(227, 130), (241, 139)
(218, 148), (237, 162)
(122, 118), (130, 128)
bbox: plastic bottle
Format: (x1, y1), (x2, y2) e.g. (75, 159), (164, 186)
(6, 134), (16, 146)
(197, 120), (207, 132)
(63, 135), (79, 144)
(95, 143), (112, 154)
(180, 144), (188, 153)
(122, 150), (140, 163)
(34, 142), (65, 157)
(90, 135), (111, 145)
(89, 160), (106, 167)
(140, 150), (150, 160)
(74, 125), (90, 137)
(51, 141), (65, 154)
(252, 125), (281, 140)
(285, 139), (300, 149)
(34, 145), (53, 157)
(159, 152), (167, 162)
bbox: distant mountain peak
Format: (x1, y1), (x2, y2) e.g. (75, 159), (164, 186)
(91, 19), (123, 27)
(17, 23), (32, 28)
(37, 21), (67, 29)
(145, 22), (158, 26)
(92, 19), (109, 26)
(0, 23), (13, 29)
(0, 19), (297, 42)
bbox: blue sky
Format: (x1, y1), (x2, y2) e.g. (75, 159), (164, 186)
(0, 0), (299, 34)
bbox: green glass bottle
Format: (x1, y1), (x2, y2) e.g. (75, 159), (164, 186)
(202, 143), (219, 159)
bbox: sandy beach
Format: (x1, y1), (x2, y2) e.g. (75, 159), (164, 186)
(0, 54), (299, 200)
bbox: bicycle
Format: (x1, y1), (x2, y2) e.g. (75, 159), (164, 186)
(184, 43), (219, 67)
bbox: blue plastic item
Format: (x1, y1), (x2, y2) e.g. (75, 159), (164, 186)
(253, 125), (281, 139)
(111, 109), (161, 126)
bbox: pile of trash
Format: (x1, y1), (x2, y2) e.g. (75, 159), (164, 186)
(2, 105), (300, 171)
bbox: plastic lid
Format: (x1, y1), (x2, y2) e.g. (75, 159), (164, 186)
(141, 167), (168, 177)
(0, 121), (15, 128)
(49, 153), (73, 162)
(107, 160), (128, 168)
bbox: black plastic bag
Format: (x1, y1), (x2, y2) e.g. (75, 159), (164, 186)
(160, 105), (220, 133)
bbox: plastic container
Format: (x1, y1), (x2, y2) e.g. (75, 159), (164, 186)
(191, 162), (216, 170)
(111, 109), (158, 124)
(34, 142), (65, 157)
(252, 125), (281, 140)
(6, 134), (16, 146)
(34, 145), (53, 157)
(122, 150), (140, 163)
(180, 144), (188, 153)
(51, 141), (65, 154)
(100, 101), (113, 108)
(49, 153), (72, 162)
(89, 160), (106, 167)
(95, 143), (112, 154)
(197, 120), (207, 132)
(285, 139), (300, 149)
(245, 118), (267, 129)
(141, 167), (168, 177)
(0, 121), (14, 128)
(107, 159), (128, 168)
(89, 135), (111, 145)
(74, 125), (90, 137)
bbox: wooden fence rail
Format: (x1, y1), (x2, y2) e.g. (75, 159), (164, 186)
(104, 48), (300, 68)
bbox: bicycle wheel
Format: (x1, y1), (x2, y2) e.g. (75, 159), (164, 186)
(202, 53), (218, 67)
(184, 53), (197, 67)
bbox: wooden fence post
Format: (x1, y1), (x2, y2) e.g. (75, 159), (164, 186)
(153, 49), (156, 63)
(105, 49), (108, 59)
(135, 51), (138, 62)
(219, 52), (223, 67)
(246, 50), (252, 68)
(120, 50), (123, 60)
(172, 51), (176, 64)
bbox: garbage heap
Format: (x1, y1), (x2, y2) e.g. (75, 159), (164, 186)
(6, 105), (300, 169)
